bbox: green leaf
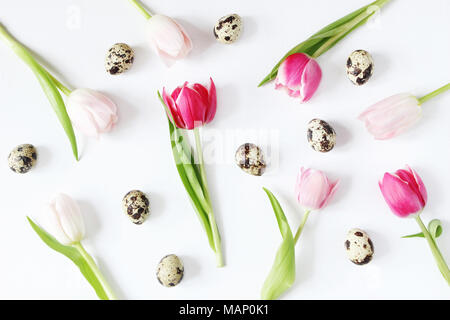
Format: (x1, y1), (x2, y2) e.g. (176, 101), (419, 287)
(403, 219), (443, 239)
(0, 25), (78, 160)
(27, 217), (109, 300)
(158, 92), (215, 250)
(261, 188), (295, 300)
(258, 0), (390, 86)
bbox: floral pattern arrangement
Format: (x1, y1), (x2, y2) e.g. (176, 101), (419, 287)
(0, 0), (449, 300)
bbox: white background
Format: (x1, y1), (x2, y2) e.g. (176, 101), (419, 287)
(0, 0), (449, 300)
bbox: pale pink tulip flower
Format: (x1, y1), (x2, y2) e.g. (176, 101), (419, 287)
(147, 14), (193, 67)
(358, 93), (421, 140)
(275, 53), (322, 103)
(66, 88), (118, 138)
(295, 167), (339, 211)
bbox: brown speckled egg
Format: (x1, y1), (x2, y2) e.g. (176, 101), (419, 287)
(156, 254), (184, 287)
(105, 43), (134, 75)
(346, 50), (374, 85)
(8, 144), (37, 174)
(345, 228), (374, 265)
(122, 190), (149, 224)
(235, 143), (266, 176)
(307, 119), (336, 153)
(213, 14), (242, 44)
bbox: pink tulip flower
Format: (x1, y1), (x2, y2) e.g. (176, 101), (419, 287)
(379, 165), (427, 218)
(358, 93), (421, 140)
(162, 78), (217, 130)
(66, 88), (118, 138)
(275, 53), (322, 103)
(295, 167), (339, 211)
(147, 14), (193, 67)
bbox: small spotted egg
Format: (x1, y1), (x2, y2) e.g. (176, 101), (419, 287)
(8, 144), (37, 174)
(122, 190), (149, 225)
(307, 119), (336, 153)
(156, 254), (184, 287)
(235, 143), (266, 176)
(346, 50), (374, 86)
(345, 228), (374, 265)
(213, 14), (242, 44)
(105, 43), (134, 75)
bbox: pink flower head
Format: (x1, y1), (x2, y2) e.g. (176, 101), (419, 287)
(358, 93), (421, 140)
(275, 53), (322, 103)
(295, 167), (339, 211)
(147, 14), (193, 67)
(162, 78), (217, 130)
(66, 88), (118, 138)
(379, 165), (427, 218)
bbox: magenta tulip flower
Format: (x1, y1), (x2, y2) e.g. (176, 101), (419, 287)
(379, 165), (450, 285)
(295, 167), (339, 211)
(379, 165), (427, 218)
(162, 78), (217, 130)
(275, 53), (322, 103)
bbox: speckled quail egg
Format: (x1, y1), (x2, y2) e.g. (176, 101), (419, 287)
(213, 14), (242, 44)
(105, 43), (134, 75)
(8, 144), (37, 174)
(235, 143), (266, 176)
(345, 228), (374, 265)
(307, 119), (336, 153)
(122, 190), (149, 225)
(346, 50), (374, 86)
(156, 254), (184, 287)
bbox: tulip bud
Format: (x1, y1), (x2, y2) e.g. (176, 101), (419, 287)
(147, 14), (193, 67)
(379, 165), (427, 218)
(66, 88), (118, 138)
(358, 93), (421, 140)
(295, 167), (338, 211)
(39, 193), (85, 245)
(162, 78), (217, 130)
(275, 53), (322, 103)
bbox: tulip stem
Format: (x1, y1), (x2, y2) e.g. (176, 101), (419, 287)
(294, 210), (311, 244)
(193, 128), (224, 267)
(73, 243), (118, 300)
(128, 0), (152, 19)
(415, 216), (450, 285)
(418, 83), (450, 105)
(311, 0), (391, 59)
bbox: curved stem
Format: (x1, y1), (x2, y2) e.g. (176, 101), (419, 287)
(418, 83), (450, 105)
(294, 210), (311, 244)
(415, 216), (450, 285)
(128, 0), (152, 19)
(73, 243), (118, 299)
(44, 71), (72, 96)
(193, 128), (224, 267)
(312, 0), (391, 58)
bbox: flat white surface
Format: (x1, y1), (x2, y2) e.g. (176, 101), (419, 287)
(0, 0), (449, 300)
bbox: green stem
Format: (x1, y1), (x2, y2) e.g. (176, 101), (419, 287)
(44, 71), (72, 96)
(193, 127), (224, 267)
(415, 216), (450, 285)
(418, 83), (450, 105)
(294, 210), (311, 244)
(312, 0), (390, 58)
(128, 0), (152, 19)
(73, 243), (118, 300)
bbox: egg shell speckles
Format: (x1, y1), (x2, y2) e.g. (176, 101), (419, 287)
(307, 119), (336, 153)
(213, 14), (242, 44)
(156, 254), (184, 287)
(8, 144), (37, 174)
(346, 50), (374, 86)
(122, 190), (149, 225)
(105, 43), (135, 75)
(345, 228), (374, 265)
(235, 143), (266, 176)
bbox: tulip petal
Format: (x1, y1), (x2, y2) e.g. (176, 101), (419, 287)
(206, 78), (217, 124)
(163, 87), (186, 128)
(379, 173), (424, 217)
(299, 59), (322, 103)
